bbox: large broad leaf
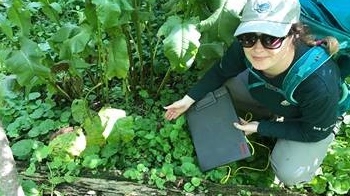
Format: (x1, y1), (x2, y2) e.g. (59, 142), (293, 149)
(71, 99), (105, 146)
(11, 139), (35, 159)
(71, 99), (90, 124)
(84, 115), (106, 146)
(158, 16), (201, 72)
(61, 25), (92, 59)
(106, 35), (129, 79)
(195, 42), (225, 70)
(48, 24), (92, 60)
(0, 13), (13, 39)
(5, 37), (50, 87)
(92, 0), (134, 29)
(200, 0), (246, 45)
(0, 74), (17, 100)
(37, 0), (62, 25)
(107, 116), (135, 144)
(84, 1), (99, 30)
(7, 0), (32, 36)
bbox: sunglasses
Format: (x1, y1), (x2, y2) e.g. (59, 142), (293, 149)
(236, 33), (288, 49)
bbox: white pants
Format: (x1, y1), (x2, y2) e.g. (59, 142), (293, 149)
(225, 70), (335, 186)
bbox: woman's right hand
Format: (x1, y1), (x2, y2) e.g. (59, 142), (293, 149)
(164, 95), (195, 120)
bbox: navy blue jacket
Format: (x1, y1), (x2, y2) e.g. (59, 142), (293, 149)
(188, 41), (340, 142)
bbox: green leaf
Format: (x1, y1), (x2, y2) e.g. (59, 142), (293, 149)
(29, 107), (44, 119)
(66, 25), (91, 54)
(191, 177), (201, 187)
(161, 163), (176, 182)
(33, 145), (51, 162)
(37, 0), (61, 24)
(84, 115), (105, 146)
(48, 24), (91, 59)
(49, 24), (77, 43)
(60, 110), (72, 123)
(61, 25), (92, 59)
(100, 143), (118, 158)
(0, 74), (17, 100)
(160, 16), (201, 72)
(93, 0), (121, 28)
(184, 182), (195, 192)
(28, 92), (41, 100)
(106, 35), (129, 79)
(7, 0), (32, 36)
(21, 180), (40, 196)
(0, 13), (14, 39)
(82, 154), (103, 169)
(137, 163), (148, 173)
(49, 176), (65, 185)
(329, 176), (350, 194)
(48, 156), (63, 169)
(28, 119), (56, 137)
(25, 163), (37, 175)
(84, 1), (98, 29)
(63, 175), (77, 183)
(196, 42), (225, 69)
(92, 0), (133, 28)
(199, 0), (244, 45)
(181, 162), (201, 177)
(123, 168), (143, 180)
(169, 129), (179, 142)
(5, 37), (50, 87)
(310, 176), (327, 194)
(71, 99), (89, 124)
(107, 116), (135, 144)
(11, 139), (34, 158)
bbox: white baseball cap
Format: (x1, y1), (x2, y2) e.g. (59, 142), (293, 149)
(234, 0), (301, 37)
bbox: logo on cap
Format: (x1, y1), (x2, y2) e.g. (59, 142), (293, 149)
(253, 1), (271, 13)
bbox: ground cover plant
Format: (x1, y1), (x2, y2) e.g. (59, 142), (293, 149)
(0, 0), (349, 195)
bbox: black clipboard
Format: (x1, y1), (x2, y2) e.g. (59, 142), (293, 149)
(186, 86), (251, 171)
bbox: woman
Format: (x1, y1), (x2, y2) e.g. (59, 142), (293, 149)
(164, 0), (340, 186)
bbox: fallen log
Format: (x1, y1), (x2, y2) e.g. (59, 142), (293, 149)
(21, 172), (313, 196)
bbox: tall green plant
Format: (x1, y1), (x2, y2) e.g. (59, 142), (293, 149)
(156, 0), (246, 94)
(0, 0), (246, 105)
(0, 0), (163, 105)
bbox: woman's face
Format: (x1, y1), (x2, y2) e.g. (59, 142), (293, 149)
(243, 34), (295, 75)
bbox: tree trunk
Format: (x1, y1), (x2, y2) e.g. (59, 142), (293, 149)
(0, 122), (25, 196)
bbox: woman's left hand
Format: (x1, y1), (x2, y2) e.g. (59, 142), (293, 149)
(233, 118), (259, 135)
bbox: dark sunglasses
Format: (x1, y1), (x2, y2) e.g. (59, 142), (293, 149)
(236, 33), (288, 49)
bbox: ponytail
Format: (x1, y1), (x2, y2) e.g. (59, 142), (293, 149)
(291, 23), (339, 56)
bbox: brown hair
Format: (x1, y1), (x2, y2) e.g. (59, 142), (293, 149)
(291, 23), (339, 56)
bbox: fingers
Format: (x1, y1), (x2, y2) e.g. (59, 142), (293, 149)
(234, 123), (250, 136)
(238, 117), (248, 125)
(164, 108), (182, 120)
(234, 121), (258, 136)
(234, 122), (244, 130)
(163, 101), (184, 120)
(164, 104), (177, 120)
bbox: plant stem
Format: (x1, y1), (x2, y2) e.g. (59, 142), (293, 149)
(132, 0), (145, 86)
(50, 81), (72, 101)
(156, 67), (172, 97)
(84, 82), (103, 102)
(122, 25), (136, 91)
(150, 38), (161, 89)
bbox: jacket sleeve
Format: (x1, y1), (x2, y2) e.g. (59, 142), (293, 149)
(188, 42), (246, 101)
